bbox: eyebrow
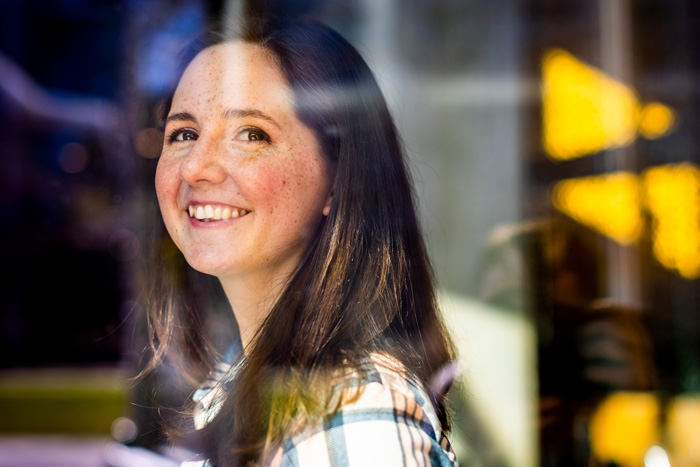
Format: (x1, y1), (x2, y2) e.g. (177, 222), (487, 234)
(165, 109), (281, 130)
(222, 108), (281, 129)
(165, 112), (198, 125)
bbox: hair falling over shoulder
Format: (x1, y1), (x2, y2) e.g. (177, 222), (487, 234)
(146, 17), (456, 466)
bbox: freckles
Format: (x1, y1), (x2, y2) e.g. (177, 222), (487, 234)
(155, 167), (179, 198)
(247, 167), (285, 209)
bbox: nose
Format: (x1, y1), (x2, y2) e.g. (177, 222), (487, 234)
(179, 136), (227, 186)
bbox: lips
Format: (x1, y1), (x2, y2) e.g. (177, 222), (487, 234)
(187, 203), (250, 222)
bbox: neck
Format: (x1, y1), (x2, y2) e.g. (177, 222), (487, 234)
(217, 266), (294, 354)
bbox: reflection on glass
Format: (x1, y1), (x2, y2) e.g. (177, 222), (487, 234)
(552, 172), (643, 244)
(642, 162), (700, 279)
(590, 392), (659, 466)
(666, 396), (700, 463)
(590, 392), (700, 466)
(542, 49), (676, 160)
(637, 103), (676, 140)
(553, 163), (700, 279)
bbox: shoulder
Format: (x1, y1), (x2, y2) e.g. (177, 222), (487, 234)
(272, 354), (458, 467)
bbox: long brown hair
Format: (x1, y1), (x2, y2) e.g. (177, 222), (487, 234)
(147, 18), (456, 466)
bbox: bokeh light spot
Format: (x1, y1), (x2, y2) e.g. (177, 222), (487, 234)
(590, 392), (659, 467)
(553, 172), (642, 244)
(637, 102), (676, 140)
(110, 417), (138, 443)
(642, 162), (700, 279)
(542, 49), (677, 160)
(135, 127), (163, 159)
(59, 142), (90, 173)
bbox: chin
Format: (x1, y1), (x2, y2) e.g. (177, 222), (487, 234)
(181, 252), (237, 277)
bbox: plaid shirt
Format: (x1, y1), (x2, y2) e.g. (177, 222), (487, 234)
(183, 349), (458, 467)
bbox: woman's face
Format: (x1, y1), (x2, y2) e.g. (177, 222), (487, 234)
(156, 42), (334, 282)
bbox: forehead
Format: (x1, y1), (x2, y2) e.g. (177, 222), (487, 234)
(172, 41), (292, 112)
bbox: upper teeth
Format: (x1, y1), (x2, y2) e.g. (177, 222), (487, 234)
(188, 204), (248, 220)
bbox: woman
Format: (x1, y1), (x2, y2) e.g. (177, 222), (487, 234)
(149, 17), (457, 467)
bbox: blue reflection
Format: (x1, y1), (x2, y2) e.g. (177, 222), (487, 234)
(135, 1), (204, 96)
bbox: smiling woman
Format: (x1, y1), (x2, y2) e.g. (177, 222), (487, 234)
(156, 41), (334, 344)
(147, 18), (457, 467)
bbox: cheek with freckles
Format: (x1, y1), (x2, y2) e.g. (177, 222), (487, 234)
(243, 164), (286, 215)
(155, 158), (183, 235)
(248, 155), (328, 239)
(155, 160), (177, 202)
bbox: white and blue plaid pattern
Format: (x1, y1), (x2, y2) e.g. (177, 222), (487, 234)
(183, 352), (458, 467)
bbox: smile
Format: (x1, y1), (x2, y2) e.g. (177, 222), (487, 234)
(187, 204), (250, 222)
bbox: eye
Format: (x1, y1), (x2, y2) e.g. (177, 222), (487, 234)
(167, 128), (198, 143)
(237, 127), (271, 143)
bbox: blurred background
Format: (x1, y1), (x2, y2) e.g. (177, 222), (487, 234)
(2, 0), (700, 465)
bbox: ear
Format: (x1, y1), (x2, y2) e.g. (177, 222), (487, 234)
(322, 191), (332, 217)
(323, 165), (337, 217)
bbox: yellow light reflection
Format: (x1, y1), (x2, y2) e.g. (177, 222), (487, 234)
(553, 172), (643, 244)
(552, 163), (700, 279)
(590, 393), (700, 467)
(667, 395), (700, 463)
(590, 392), (659, 467)
(637, 102), (677, 140)
(542, 49), (676, 160)
(642, 163), (700, 279)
